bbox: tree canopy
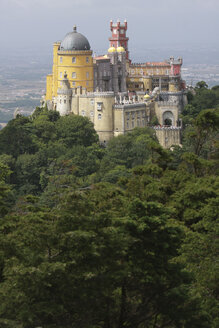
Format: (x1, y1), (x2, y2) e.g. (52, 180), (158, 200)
(0, 90), (218, 327)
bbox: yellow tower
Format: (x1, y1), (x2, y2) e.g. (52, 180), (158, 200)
(46, 26), (93, 101)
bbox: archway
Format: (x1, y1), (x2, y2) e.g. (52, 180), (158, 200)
(163, 111), (174, 126)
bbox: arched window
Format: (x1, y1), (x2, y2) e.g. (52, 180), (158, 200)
(163, 111), (174, 126)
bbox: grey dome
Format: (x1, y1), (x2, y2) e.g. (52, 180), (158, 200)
(60, 26), (91, 51)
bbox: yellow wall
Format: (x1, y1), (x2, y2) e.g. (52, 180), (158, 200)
(169, 82), (179, 92)
(129, 65), (170, 77)
(46, 74), (53, 101)
(52, 42), (60, 99)
(46, 44), (94, 100)
(57, 50), (93, 92)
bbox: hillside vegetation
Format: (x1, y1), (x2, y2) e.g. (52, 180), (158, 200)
(0, 82), (218, 328)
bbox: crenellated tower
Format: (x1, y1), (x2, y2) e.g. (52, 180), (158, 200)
(109, 19), (129, 59)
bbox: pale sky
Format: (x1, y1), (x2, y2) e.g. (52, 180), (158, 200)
(0, 0), (219, 55)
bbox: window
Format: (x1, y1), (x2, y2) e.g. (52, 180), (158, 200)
(90, 111), (94, 117)
(72, 57), (76, 63)
(64, 99), (66, 104)
(86, 57), (89, 63)
(60, 57), (63, 63)
(132, 112), (135, 119)
(120, 29), (124, 34)
(86, 72), (89, 78)
(132, 121), (134, 128)
(127, 122), (129, 129)
(90, 99), (94, 105)
(98, 113), (102, 120)
(81, 110), (85, 117)
(86, 81), (89, 86)
(72, 72), (76, 78)
(72, 81), (76, 86)
(113, 28), (117, 34)
(97, 102), (102, 111)
(60, 72), (62, 78)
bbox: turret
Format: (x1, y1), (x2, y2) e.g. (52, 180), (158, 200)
(57, 73), (72, 115)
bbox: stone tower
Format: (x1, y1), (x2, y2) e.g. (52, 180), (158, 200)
(57, 73), (72, 115)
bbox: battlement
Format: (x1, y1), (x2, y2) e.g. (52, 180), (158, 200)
(153, 126), (181, 130)
(114, 102), (146, 109)
(110, 19), (127, 30)
(157, 101), (179, 107)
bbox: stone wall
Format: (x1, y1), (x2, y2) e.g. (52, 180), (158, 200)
(154, 126), (181, 148)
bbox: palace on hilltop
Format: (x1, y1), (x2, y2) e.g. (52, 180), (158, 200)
(45, 20), (187, 148)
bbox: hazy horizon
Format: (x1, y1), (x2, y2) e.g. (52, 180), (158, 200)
(1, 0), (219, 56)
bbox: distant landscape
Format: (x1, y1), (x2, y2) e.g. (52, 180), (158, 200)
(1, 43), (219, 123)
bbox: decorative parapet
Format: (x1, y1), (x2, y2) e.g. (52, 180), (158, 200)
(159, 91), (184, 96)
(57, 89), (72, 95)
(84, 91), (115, 98)
(57, 50), (92, 55)
(153, 126), (181, 130)
(114, 102), (146, 109)
(157, 101), (179, 107)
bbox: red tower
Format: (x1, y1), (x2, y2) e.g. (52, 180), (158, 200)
(109, 19), (129, 59)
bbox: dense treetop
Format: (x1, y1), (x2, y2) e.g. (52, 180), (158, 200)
(0, 84), (218, 327)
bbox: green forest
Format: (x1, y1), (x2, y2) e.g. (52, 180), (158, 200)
(0, 82), (218, 328)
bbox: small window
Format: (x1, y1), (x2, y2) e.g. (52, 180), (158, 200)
(64, 99), (66, 104)
(72, 72), (76, 78)
(127, 122), (129, 129)
(72, 57), (76, 63)
(132, 121), (134, 128)
(72, 82), (76, 86)
(81, 110), (85, 117)
(98, 113), (102, 120)
(86, 81), (89, 86)
(60, 57), (63, 63)
(60, 72), (62, 78)
(86, 72), (89, 78)
(90, 111), (94, 117)
(97, 102), (102, 111)
(86, 57), (89, 63)
(90, 99), (94, 105)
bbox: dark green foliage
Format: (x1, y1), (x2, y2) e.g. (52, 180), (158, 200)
(0, 99), (218, 327)
(0, 116), (37, 158)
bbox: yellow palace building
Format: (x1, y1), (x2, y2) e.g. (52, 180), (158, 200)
(46, 25), (93, 101)
(44, 21), (186, 149)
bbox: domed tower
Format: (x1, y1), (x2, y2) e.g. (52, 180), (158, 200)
(46, 25), (93, 101)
